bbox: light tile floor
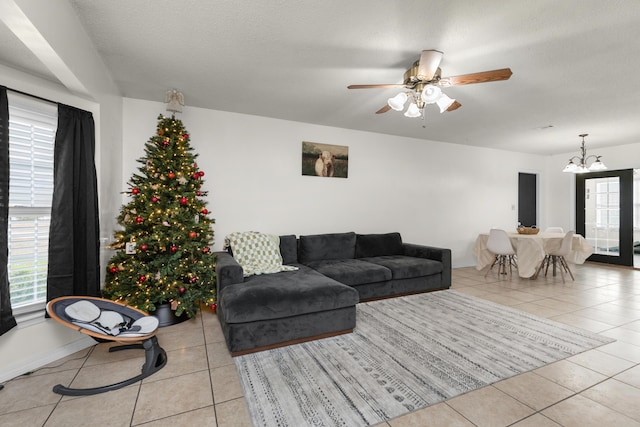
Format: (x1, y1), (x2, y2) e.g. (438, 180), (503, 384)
(2, 262), (640, 426)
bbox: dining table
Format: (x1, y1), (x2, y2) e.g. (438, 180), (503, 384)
(473, 231), (594, 278)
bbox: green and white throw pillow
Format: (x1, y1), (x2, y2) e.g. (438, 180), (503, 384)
(224, 231), (298, 277)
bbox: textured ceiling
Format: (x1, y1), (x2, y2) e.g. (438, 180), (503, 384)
(2, 0), (640, 155)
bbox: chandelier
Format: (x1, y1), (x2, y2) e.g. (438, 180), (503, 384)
(386, 83), (455, 118)
(562, 134), (607, 173)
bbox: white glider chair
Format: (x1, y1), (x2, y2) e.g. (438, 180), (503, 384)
(484, 228), (518, 277)
(544, 227), (564, 233)
(535, 230), (575, 283)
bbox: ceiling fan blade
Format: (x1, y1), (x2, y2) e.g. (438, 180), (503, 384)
(347, 84), (406, 89)
(416, 50), (443, 81)
(376, 105), (392, 114)
(441, 68), (513, 86)
(447, 101), (462, 111)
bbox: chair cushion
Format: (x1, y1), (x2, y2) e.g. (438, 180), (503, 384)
(304, 258), (391, 286)
(359, 255), (443, 280)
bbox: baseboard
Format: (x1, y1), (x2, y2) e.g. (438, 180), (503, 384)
(0, 335), (95, 384)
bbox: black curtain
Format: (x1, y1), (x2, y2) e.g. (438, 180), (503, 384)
(46, 104), (100, 301)
(0, 87), (17, 335)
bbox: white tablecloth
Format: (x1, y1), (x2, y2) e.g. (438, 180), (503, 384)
(473, 232), (594, 278)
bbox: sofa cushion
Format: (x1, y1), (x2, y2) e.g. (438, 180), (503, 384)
(219, 266), (358, 324)
(359, 255), (443, 280)
(279, 234), (298, 264)
(355, 232), (404, 258)
(304, 259), (391, 286)
(298, 232), (356, 263)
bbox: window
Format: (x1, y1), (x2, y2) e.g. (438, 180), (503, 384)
(7, 93), (56, 310)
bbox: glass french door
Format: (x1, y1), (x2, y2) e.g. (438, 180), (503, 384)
(576, 169), (634, 266)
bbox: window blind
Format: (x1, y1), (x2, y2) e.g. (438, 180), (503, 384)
(7, 93), (57, 309)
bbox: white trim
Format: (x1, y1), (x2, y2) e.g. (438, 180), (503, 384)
(0, 335), (95, 384)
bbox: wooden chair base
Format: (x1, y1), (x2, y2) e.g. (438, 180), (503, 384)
(534, 255), (574, 283)
(485, 254), (518, 277)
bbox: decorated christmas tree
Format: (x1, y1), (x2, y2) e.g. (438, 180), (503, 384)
(103, 114), (216, 318)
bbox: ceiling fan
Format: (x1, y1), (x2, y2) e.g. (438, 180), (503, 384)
(347, 50), (512, 118)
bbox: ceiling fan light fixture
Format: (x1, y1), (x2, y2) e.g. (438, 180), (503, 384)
(404, 102), (421, 118)
(421, 85), (442, 104)
(435, 94), (456, 113)
(387, 92), (408, 111)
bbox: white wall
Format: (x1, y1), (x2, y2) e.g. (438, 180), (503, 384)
(122, 98), (548, 268)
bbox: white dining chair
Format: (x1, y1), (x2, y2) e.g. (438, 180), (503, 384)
(484, 228), (517, 277)
(535, 230), (575, 283)
(544, 227), (564, 233)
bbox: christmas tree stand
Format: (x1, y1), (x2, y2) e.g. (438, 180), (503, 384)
(154, 302), (189, 327)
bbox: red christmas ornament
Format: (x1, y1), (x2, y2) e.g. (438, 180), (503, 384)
(131, 188), (140, 195)
(201, 208), (208, 215)
(109, 266), (118, 274)
(196, 191), (202, 196)
(183, 133), (189, 139)
(170, 245), (178, 253)
(139, 275), (146, 282)
(168, 172), (176, 179)
(162, 140), (169, 147)
(198, 171), (205, 177)
(202, 247), (210, 254)
(140, 243), (148, 251)
(180, 197), (188, 205)
(210, 303), (217, 310)
(135, 216), (143, 223)
(180, 287), (185, 293)
(189, 231), (197, 239)
(190, 277), (198, 283)
(192, 173), (199, 180)
(151, 196), (159, 203)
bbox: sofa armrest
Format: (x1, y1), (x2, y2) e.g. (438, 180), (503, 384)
(402, 243), (452, 288)
(215, 251), (244, 293)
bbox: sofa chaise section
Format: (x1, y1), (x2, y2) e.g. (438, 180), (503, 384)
(215, 236), (359, 355)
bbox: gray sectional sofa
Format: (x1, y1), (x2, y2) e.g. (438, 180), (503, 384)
(215, 232), (451, 355)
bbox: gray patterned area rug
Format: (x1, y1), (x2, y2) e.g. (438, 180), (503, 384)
(234, 290), (614, 427)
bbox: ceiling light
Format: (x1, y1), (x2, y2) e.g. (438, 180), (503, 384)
(421, 85), (442, 104)
(435, 94), (456, 113)
(385, 85), (454, 119)
(562, 134), (607, 173)
(387, 92), (408, 111)
(404, 102), (421, 118)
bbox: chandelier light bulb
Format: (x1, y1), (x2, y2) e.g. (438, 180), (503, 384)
(588, 157), (607, 171)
